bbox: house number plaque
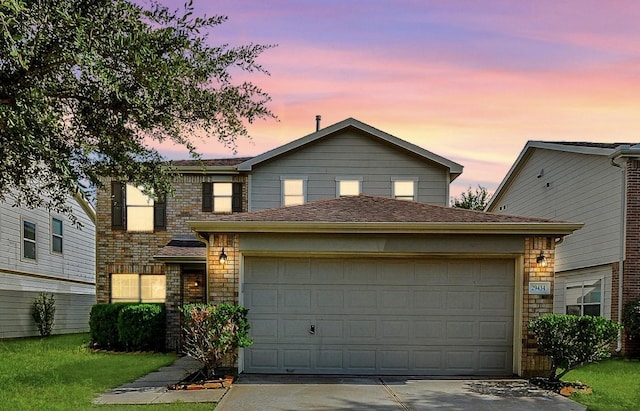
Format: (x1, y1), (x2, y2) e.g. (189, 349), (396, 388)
(528, 281), (551, 295)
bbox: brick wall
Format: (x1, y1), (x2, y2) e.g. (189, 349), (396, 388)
(96, 173), (248, 351)
(623, 159), (640, 354)
(521, 236), (555, 376)
(207, 233), (239, 304)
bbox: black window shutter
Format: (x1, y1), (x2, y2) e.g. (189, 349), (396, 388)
(202, 182), (213, 212)
(111, 181), (125, 230)
(232, 182), (243, 212)
(154, 196), (166, 231)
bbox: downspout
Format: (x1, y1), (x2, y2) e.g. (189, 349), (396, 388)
(610, 155), (625, 352)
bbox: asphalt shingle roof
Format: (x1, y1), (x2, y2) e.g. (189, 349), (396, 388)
(154, 239), (206, 259)
(210, 195), (556, 224)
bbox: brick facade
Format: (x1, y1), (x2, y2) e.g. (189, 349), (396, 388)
(623, 159), (640, 354)
(95, 172), (248, 351)
(521, 236), (555, 376)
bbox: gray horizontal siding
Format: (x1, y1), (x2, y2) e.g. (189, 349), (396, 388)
(249, 131), (449, 210)
(0, 290), (95, 338)
(491, 149), (622, 272)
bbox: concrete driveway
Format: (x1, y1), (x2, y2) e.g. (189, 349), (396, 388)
(215, 375), (586, 411)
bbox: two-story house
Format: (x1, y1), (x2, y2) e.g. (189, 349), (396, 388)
(487, 141), (640, 354)
(96, 118), (581, 377)
(0, 191), (96, 338)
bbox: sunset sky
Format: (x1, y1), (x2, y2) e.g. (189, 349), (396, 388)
(156, 0), (640, 199)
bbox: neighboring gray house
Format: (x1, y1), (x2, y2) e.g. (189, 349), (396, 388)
(97, 118), (581, 376)
(0, 192), (96, 338)
(487, 141), (640, 353)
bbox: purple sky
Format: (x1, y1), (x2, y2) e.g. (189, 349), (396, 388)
(153, 0), (640, 199)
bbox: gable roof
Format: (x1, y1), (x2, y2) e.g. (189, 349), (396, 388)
(188, 195), (581, 235)
(236, 118), (464, 181)
(486, 140), (637, 211)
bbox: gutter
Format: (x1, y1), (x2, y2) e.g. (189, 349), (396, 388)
(187, 221), (583, 236)
(610, 150), (630, 352)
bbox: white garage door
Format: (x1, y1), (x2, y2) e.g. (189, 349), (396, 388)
(243, 257), (514, 376)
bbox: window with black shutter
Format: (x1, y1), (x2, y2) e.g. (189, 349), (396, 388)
(111, 181), (125, 230)
(232, 182), (243, 212)
(154, 196), (166, 231)
(202, 182), (213, 212)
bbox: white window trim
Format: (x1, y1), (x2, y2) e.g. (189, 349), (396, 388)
(21, 217), (37, 262)
(335, 177), (363, 197)
(391, 177), (418, 201)
(51, 216), (63, 255)
(111, 273), (167, 303)
(212, 182), (233, 213)
(125, 183), (155, 232)
(280, 176), (308, 206)
(565, 278), (604, 317)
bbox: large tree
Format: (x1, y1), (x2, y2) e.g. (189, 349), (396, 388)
(0, 0), (274, 223)
(451, 185), (491, 211)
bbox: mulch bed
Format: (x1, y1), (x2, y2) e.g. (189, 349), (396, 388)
(168, 368), (235, 391)
(529, 377), (593, 397)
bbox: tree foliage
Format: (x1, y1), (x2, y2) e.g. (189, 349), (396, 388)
(528, 314), (621, 381)
(180, 303), (253, 378)
(451, 185), (491, 210)
(0, 0), (275, 223)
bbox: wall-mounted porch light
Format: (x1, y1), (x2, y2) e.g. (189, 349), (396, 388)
(536, 251), (547, 267)
(219, 247), (228, 265)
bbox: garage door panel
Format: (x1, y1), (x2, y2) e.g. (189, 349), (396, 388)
(243, 257), (514, 376)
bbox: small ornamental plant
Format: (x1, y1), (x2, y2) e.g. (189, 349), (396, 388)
(622, 299), (640, 340)
(528, 314), (621, 382)
(32, 292), (56, 337)
(180, 303), (253, 379)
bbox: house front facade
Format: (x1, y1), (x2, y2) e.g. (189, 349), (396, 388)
(0, 192), (96, 338)
(96, 118), (580, 376)
(487, 141), (640, 353)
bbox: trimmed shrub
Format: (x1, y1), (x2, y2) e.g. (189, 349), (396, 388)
(32, 292), (56, 337)
(622, 299), (640, 339)
(528, 314), (621, 381)
(89, 303), (132, 349)
(117, 304), (166, 351)
(180, 303), (253, 378)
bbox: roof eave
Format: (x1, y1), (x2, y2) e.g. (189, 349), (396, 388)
(153, 255), (206, 263)
(171, 165), (240, 174)
(187, 221), (583, 235)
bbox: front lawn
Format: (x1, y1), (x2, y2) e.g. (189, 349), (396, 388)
(563, 358), (640, 411)
(0, 333), (214, 411)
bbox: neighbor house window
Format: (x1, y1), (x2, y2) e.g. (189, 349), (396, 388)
(111, 274), (166, 303)
(202, 182), (243, 213)
(566, 279), (602, 316)
(22, 220), (36, 260)
(111, 182), (166, 231)
(282, 178), (305, 206)
(393, 180), (416, 201)
(51, 218), (63, 253)
(336, 178), (361, 197)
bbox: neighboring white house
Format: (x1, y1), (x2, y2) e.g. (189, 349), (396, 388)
(0, 191), (96, 338)
(487, 141), (640, 344)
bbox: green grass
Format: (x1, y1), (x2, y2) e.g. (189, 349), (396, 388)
(0, 333), (214, 411)
(562, 358), (640, 411)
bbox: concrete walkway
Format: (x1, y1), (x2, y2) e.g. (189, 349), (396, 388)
(93, 356), (227, 405)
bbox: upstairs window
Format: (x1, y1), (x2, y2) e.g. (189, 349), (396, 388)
(566, 279), (602, 316)
(51, 218), (63, 253)
(393, 180), (416, 201)
(337, 179), (361, 197)
(111, 182), (166, 232)
(22, 220), (36, 260)
(202, 182), (243, 213)
(282, 178), (305, 206)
